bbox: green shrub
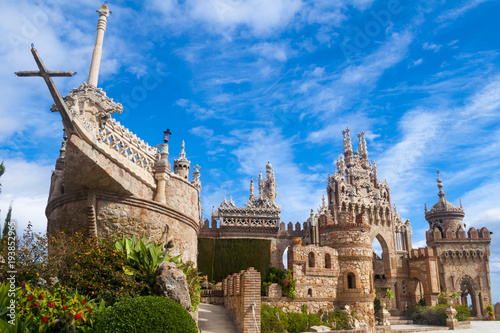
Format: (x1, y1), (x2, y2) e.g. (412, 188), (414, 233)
(324, 309), (354, 330)
(453, 304), (470, 321)
(261, 305), (287, 333)
(261, 305), (353, 333)
(94, 296), (197, 333)
(409, 304), (447, 326)
(0, 282), (104, 333)
(262, 267), (297, 299)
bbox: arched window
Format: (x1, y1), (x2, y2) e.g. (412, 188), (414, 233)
(325, 253), (331, 268)
(308, 288), (313, 297)
(347, 273), (356, 289)
(308, 252), (315, 268)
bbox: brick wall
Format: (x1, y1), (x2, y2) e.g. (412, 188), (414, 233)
(222, 267), (261, 333)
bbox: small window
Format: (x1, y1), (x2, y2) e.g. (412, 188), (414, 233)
(325, 253), (331, 268)
(308, 288), (313, 297)
(347, 273), (356, 289)
(308, 252), (315, 268)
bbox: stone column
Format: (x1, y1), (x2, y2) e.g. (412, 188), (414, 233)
(472, 292), (482, 318)
(154, 143), (171, 204)
(88, 4), (110, 87)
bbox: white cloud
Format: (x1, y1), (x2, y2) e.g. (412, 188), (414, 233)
(0, 158), (53, 233)
(422, 42), (441, 52)
(437, 0), (491, 23)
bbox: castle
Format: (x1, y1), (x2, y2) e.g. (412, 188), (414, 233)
(18, 3), (492, 332)
(200, 128), (492, 329)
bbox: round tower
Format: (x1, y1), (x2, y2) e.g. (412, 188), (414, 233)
(321, 210), (376, 330)
(425, 170), (464, 231)
(173, 140), (191, 180)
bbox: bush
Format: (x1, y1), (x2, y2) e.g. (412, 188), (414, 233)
(261, 305), (287, 333)
(454, 304), (470, 321)
(409, 304), (448, 325)
(94, 296), (197, 333)
(261, 305), (355, 332)
(0, 282), (104, 333)
(262, 267), (297, 299)
(324, 309), (354, 330)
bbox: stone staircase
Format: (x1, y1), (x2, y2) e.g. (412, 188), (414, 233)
(388, 316), (413, 325)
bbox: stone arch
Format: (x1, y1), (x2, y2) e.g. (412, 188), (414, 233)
(458, 275), (481, 317)
(371, 233), (393, 275)
(347, 272), (356, 289)
(308, 252), (315, 268)
(325, 253), (331, 268)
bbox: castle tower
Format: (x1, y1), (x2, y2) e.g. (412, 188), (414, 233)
(424, 170), (465, 231)
(424, 171), (491, 318)
(174, 140), (191, 180)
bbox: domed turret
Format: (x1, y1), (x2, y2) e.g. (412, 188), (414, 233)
(425, 170), (464, 230)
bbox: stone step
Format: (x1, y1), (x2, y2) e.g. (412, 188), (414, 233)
(388, 319), (413, 325)
(390, 324), (449, 332)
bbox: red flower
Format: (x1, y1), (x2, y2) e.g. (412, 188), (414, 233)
(63, 306), (67, 310)
(42, 316), (48, 323)
(22, 283), (25, 287)
(36, 303), (39, 307)
(48, 302), (55, 308)
(82, 301), (86, 304)
(75, 314), (82, 320)
(28, 296), (33, 301)
(88, 307), (92, 311)
(61, 296), (64, 299)
(39, 295), (44, 300)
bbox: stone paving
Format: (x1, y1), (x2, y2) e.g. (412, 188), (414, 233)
(392, 321), (500, 333)
(198, 303), (239, 333)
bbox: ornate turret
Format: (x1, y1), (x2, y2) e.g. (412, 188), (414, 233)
(358, 131), (368, 164)
(425, 170), (464, 230)
(174, 140), (191, 180)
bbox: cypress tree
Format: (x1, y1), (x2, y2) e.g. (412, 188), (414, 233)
(2, 204), (12, 239)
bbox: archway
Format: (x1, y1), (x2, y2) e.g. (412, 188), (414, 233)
(459, 275), (480, 317)
(282, 245), (291, 269)
(411, 278), (424, 305)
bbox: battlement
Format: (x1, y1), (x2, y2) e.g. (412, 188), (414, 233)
(410, 247), (435, 259)
(426, 226), (491, 242)
(440, 248), (488, 262)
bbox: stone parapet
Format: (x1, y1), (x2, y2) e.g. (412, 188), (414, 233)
(222, 267), (261, 333)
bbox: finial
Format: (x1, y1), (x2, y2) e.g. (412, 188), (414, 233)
(179, 140), (186, 159)
(459, 199), (463, 209)
(436, 170), (446, 201)
(249, 178), (255, 201)
(424, 203), (428, 212)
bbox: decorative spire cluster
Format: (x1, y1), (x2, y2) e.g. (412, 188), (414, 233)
(174, 140), (191, 180)
(243, 162), (279, 209)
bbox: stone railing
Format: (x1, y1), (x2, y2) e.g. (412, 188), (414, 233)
(102, 118), (158, 173)
(222, 267), (261, 333)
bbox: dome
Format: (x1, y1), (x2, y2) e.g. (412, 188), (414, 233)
(429, 200), (462, 214)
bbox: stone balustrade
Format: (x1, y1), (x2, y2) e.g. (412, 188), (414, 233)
(102, 118), (158, 173)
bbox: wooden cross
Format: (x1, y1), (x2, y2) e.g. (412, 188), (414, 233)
(15, 45), (76, 132)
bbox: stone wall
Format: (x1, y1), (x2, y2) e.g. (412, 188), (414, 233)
(222, 268), (261, 333)
(47, 133), (201, 265)
(289, 244), (339, 298)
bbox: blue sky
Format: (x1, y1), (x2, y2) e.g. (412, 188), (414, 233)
(1, 0), (499, 301)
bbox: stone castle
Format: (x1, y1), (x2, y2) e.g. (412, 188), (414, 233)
(200, 128), (492, 328)
(19, 4), (492, 332)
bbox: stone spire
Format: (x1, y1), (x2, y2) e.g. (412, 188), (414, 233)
(191, 164), (201, 189)
(336, 154), (345, 177)
(358, 131), (368, 161)
(342, 127), (354, 168)
(436, 170), (446, 203)
(174, 140), (191, 180)
(88, 3), (110, 87)
(249, 179), (255, 201)
(258, 171), (263, 197)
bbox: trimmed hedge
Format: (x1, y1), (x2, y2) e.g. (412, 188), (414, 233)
(94, 296), (197, 333)
(198, 238), (271, 282)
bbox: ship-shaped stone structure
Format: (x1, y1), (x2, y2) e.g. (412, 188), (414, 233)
(16, 3), (202, 264)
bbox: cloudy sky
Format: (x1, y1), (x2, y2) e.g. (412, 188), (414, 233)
(1, 0), (499, 300)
